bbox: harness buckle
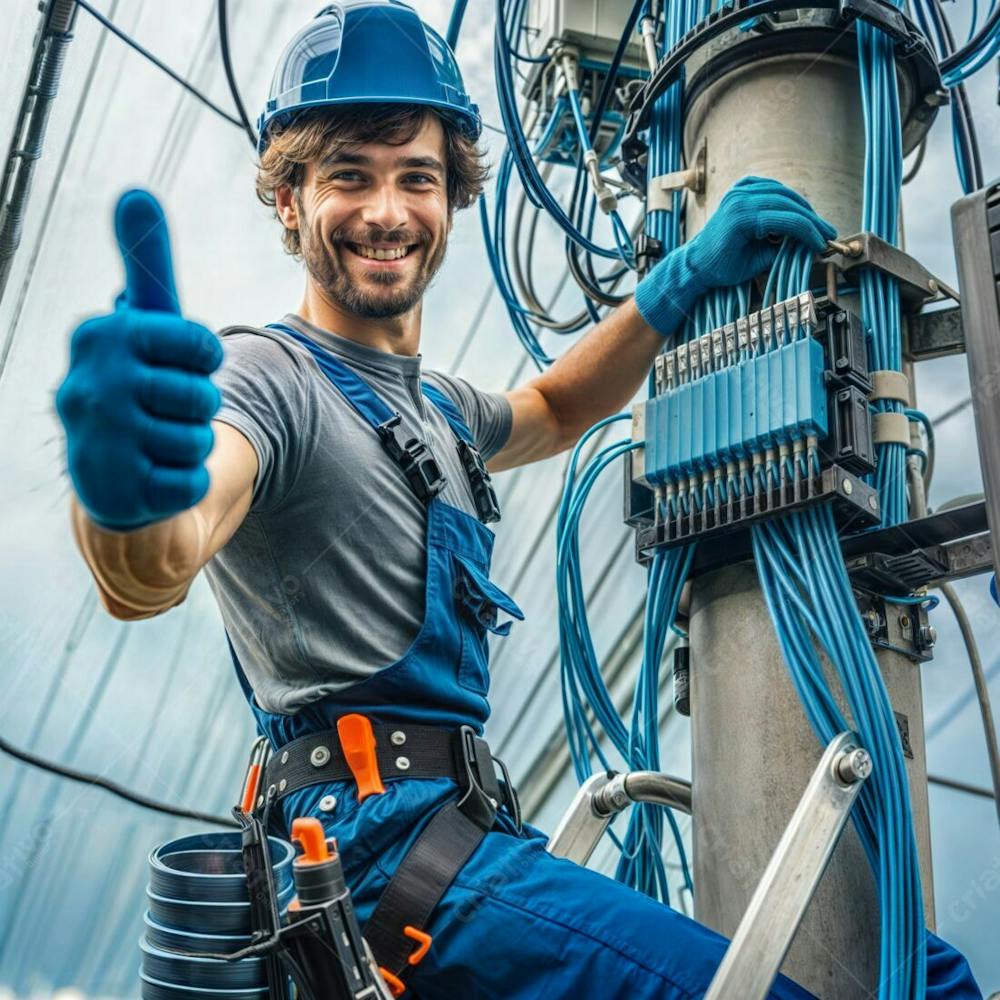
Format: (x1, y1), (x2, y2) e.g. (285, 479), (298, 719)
(377, 415), (447, 503)
(457, 439), (502, 523)
(453, 726), (521, 832)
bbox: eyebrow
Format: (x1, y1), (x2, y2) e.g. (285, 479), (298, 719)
(321, 152), (445, 173)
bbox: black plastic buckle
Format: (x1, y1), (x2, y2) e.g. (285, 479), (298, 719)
(453, 727), (521, 833)
(493, 752), (522, 833)
(453, 726), (501, 831)
(377, 415), (446, 503)
(457, 439), (501, 524)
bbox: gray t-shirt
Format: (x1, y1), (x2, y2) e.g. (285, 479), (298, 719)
(204, 313), (512, 714)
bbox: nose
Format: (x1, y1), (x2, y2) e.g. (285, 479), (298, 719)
(359, 181), (408, 234)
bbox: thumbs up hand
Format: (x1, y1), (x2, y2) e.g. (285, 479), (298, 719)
(56, 190), (224, 531)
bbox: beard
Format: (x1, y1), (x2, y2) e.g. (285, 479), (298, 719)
(298, 210), (447, 320)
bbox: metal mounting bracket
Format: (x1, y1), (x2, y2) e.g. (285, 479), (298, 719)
(704, 732), (871, 1000)
(823, 232), (959, 312)
(855, 591), (936, 662)
(904, 305), (965, 361)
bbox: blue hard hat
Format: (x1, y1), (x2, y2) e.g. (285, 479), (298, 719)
(257, 1), (481, 155)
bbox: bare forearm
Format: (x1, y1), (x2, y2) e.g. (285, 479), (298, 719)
(71, 499), (209, 619)
(68, 422), (259, 619)
(529, 297), (663, 446)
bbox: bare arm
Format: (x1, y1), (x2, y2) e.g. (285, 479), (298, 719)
(489, 298), (662, 472)
(72, 421), (259, 620)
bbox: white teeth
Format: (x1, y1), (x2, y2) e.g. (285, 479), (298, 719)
(355, 244), (410, 260)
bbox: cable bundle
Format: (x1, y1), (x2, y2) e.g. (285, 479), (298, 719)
(855, 14), (907, 526)
(753, 239), (926, 999)
(483, 0), (644, 368)
(753, 507), (926, 999)
(909, 0), (988, 193)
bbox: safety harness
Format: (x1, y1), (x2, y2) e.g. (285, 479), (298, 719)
(254, 718), (520, 988)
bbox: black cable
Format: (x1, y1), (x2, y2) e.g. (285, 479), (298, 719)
(938, 0), (1000, 75)
(928, 773), (996, 800)
(927, 0), (984, 189)
(217, 0), (258, 149)
(567, 170), (630, 307)
(0, 733), (239, 828)
(562, 1), (643, 307)
(74, 0), (246, 130)
(901, 136), (926, 184)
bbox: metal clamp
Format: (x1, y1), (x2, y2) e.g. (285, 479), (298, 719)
(546, 771), (692, 865)
(823, 232), (960, 311)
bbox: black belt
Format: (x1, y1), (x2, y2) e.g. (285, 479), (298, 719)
(255, 719), (521, 987)
(257, 721), (518, 819)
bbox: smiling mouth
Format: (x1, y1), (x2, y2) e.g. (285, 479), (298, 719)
(345, 242), (417, 262)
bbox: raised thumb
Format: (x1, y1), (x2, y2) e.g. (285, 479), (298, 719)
(114, 188), (181, 314)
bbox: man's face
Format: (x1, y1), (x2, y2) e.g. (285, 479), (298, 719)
(291, 114), (451, 319)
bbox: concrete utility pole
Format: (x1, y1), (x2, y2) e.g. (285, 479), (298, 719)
(678, 29), (935, 999)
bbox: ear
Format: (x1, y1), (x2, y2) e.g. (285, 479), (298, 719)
(275, 184), (300, 231)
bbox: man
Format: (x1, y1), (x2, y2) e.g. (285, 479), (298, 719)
(56, 2), (980, 997)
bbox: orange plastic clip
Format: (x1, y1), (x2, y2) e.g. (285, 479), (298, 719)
(290, 817), (332, 864)
(238, 737), (268, 814)
(403, 926), (432, 965)
(379, 968), (406, 997)
(239, 763), (262, 815)
(336, 713), (386, 801)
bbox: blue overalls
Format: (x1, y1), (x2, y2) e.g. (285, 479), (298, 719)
(223, 324), (981, 999)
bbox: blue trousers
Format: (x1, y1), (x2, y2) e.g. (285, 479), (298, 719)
(279, 775), (982, 998)
(281, 776), (819, 999)
(278, 776), (982, 998)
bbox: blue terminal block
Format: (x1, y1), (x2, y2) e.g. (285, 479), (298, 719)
(629, 294), (880, 552)
(643, 337), (827, 488)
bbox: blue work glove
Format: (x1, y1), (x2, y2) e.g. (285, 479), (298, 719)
(635, 176), (837, 337)
(56, 189), (223, 531)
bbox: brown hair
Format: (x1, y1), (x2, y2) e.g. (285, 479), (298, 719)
(255, 103), (489, 257)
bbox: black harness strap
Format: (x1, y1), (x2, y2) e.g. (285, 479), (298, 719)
(363, 800), (491, 976)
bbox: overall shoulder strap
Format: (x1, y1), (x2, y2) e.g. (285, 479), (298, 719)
(266, 321), (395, 429)
(267, 322), (446, 503)
(420, 381), (474, 445)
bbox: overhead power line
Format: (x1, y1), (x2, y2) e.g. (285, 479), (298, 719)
(0, 732), (238, 828)
(75, 0), (246, 131)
